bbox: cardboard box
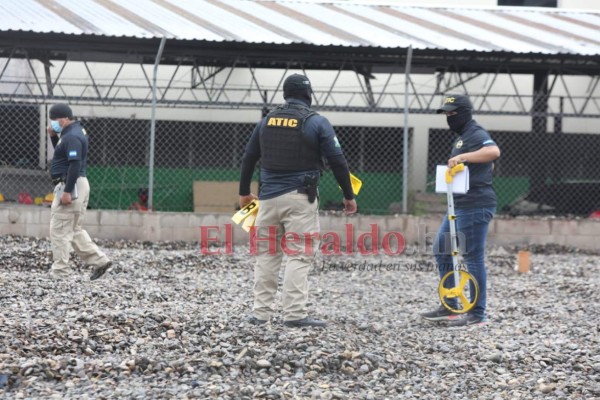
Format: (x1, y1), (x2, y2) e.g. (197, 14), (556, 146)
(193, 181), (258, 213)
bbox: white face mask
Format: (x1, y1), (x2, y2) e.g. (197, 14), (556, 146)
(50, 120), (62, 133)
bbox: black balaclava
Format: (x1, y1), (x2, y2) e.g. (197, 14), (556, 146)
(283, 74), (313, 107)
(437, 94), (473, 133)
(447, 107), (472, 133)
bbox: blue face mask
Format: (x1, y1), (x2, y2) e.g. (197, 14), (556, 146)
(50, 120), (62, 133)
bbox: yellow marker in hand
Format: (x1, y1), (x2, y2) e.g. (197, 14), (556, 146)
(241, 212), (257, 232)
(340, 173), (362, 195)
(232, 200), (259, 231)
(350, 173), (362, 195)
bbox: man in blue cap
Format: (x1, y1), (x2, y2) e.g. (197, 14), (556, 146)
(47, 103), (112, 281)
(421, 94), (501, 328)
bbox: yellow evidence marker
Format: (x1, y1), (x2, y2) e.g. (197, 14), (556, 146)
(232, 200), (259, 232)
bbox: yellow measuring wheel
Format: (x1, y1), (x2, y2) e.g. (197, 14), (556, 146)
(438, 270), (478, 313)
(438, 163), (479, 314)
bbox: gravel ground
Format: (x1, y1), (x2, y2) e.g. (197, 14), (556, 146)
(1, 235), (599, 399)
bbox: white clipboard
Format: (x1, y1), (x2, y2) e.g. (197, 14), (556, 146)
(435, 165), (469, 194)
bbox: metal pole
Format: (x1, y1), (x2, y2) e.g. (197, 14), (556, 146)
(447, 179), (461, 292)
(402, 45), (413, 214)
(148, 37), (166, 211)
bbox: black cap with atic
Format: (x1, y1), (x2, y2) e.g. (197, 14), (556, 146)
(49, 103), (73, 119)
(283, 74), (313, 99)
(436, 94), (472, 113)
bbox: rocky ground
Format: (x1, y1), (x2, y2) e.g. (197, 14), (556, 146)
(0, 235), (599, 399)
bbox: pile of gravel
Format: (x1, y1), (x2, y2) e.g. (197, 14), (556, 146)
(0, 235), (599, 399)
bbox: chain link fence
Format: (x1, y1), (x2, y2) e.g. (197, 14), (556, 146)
(428, 119), (600, 217)
(0, 104), (53, 206)
(1, 101), (598, 217)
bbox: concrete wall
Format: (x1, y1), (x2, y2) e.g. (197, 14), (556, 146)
(2, 205), (598, 252)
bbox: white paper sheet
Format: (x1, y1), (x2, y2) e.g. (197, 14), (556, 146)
(435, 165), (469, 194)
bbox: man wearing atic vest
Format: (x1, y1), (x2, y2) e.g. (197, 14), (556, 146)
(239, 74), (357, 328)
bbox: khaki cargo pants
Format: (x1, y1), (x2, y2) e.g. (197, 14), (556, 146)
(50, 177), (109, 277)
(252, 190), (320, 322)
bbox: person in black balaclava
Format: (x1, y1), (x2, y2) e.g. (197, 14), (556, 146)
(421, 94), (501, 328)
(283, 73), (313, 106)
(444, 96), (473, 133)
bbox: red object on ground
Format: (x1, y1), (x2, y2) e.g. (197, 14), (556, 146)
(589, 210), (600, 219)
(129, 202), (148, 211)
(18, 192), (34, 204)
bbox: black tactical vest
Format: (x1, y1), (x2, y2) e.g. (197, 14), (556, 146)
(260, 104), (322, 171)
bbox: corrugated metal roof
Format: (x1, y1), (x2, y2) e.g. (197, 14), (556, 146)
(1, 0), (599, 55)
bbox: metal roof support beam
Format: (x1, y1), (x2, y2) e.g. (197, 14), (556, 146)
(592, 98), (600, 114)
(148, 37), (166, 212)
(533, 71), (549, 133)
(1, 51), (600, 117)
(349, 62), (375, 109)
(50, 57), (69, 95)
(318, 64), (343, 107)
(477, 65), (503, 111)
(363, 74), (376, 109)
(268, 63), (293, 105)
(402, 45), (413, 215)
(442, 71), (483, 95)
(508, 70), (527, 113)
(26, 57), (46, 101)
(213, 59), (239, 103)
(139, 62), (162, 102)
(407, 75), (423, 110)
(373, 63), (398, 108)
(558, 74), (577, 115)
(43, 58), (53, 97)
(547, 72), (559, 95)
(531, 70), (550, 192)
(192, 65), (216, 102)
(0, 49), (15, 82)
(436, 66), (525, 113)
(104, 62), (125, 101)
(580, 75), (600, 115)
(83, 61), (104, 105)
(248, 66), (265, 103)
(160, 60), (182, 102)
(191, 65), (226, 89)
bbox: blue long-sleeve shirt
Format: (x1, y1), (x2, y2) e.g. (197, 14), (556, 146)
(50, 121), (88, 193)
